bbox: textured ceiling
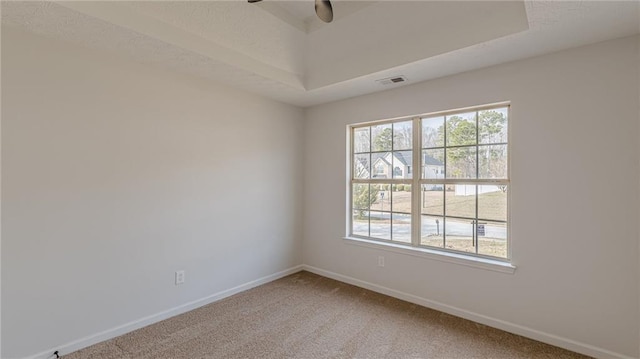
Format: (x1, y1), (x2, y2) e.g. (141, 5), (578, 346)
(275, 1), (316, 22)
(1, 1), (308, 102)
(121, 1), (307, 75)
(2, 1), (639, 107)
(305, 1), (529, 89)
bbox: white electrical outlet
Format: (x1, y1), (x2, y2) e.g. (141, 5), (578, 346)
(175, 270), (185, 285)
(378, 256), (385, 267)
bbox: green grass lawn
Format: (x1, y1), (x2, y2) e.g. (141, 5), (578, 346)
(369, 187), (506, 222)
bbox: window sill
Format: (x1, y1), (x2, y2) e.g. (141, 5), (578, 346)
(343, 237), (516, 274)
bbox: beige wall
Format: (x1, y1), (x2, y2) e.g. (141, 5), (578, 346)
(1, 28), (304, 358)
(303, 35), (640, 358)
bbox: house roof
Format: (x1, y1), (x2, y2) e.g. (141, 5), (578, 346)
(370, 152), (443, 168)
(390, 152), (444, 167)
(393, 152), (411, 166)
(372, 153), (390, 166)
(422, 154), (443, 167)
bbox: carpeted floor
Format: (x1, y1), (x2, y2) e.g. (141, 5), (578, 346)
(64, 271), (590, 358)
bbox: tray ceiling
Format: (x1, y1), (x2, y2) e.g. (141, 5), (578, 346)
(2, 1), (639, 107)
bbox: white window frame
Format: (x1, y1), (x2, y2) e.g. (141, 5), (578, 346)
(346, 102), (515, 273)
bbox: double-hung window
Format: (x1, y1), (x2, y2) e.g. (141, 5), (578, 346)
(349, 104), (510, 260)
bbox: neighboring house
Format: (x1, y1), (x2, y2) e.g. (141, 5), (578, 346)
(356, 153), (498, 195)
(421, 155), (444, 180)
(356, 152), (499, 196)
(356, 152), (443, 179)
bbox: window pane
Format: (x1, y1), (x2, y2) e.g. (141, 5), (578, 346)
(371, 124), (392, 152)
(478, 185), (507, 222)
(422, 149), (445, 179)
(353, 127), (371, 153)
(421, 215), (444, 248)
(354, 153), (370, 179)
(446, 112), (476, 146)
(391, 184), (411, 213)
(348, 105), (508, 259)
(479, 108), (508, 144)
(392, 213), (411, 243)
(392, 151), (412, 179)
(370, 211), (390, 240)
(370, 184), (390, 212)
(393, 121), (412, 150)
(446, 147), (477, 179)
(446, 185), (476, 218)
(444, 217), (475, 254)
(479, 145), (507, 179)
(422, 116), (444, 148)
(352, 210), (369, 237)
(421, 184), (443, 216)
(371, 152), (391, 179)
(477, 221), (507, 258)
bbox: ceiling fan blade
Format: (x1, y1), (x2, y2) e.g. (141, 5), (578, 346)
(315, 0), (333, 23)
(248, 0), (262, 3)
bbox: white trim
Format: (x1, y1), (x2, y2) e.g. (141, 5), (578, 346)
(344, 236), (516, 274)
(347, 104), (512, 263)
(301, 265), (635, 359)
(20, 265), (304, 359)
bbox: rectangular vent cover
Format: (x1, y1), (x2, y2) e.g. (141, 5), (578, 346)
(376, 76), (407, 86)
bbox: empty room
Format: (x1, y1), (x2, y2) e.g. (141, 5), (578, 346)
(1, 1), (639, 358)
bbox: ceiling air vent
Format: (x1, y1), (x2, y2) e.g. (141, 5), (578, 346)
(376, 76), (407, 86)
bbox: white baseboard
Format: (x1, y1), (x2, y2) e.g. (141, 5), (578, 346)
(22, 265), (304, 359)
(301, 265), (636, 359)
(18, 264), (635, 359)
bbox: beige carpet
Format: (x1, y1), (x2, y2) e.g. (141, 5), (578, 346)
(64, 271), (589, 358)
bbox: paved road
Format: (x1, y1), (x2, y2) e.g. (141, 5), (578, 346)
(353, 213), (506, 240)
